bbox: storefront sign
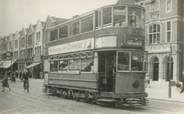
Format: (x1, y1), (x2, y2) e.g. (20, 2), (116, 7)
(146, 44), (171, 53)
(48, 38), (94, 55)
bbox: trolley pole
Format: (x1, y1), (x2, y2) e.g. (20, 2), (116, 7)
(168, 44), (172, 98)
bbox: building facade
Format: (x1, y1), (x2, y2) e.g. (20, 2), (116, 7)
(18, 28), (27, 72)
(137, 0), (184, 82)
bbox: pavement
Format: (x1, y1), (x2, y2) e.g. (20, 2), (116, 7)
(146, 81), (184, 103)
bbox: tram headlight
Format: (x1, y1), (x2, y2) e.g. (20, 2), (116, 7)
(132, 80), (140, 89)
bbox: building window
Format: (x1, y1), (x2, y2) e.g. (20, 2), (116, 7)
(27, 35), (33, 47)
(59, 25), (68, 38)
(20, 37), (26, 48)
(35, 46), (41, 57)
(15, 40), (18, 49)
(70, 21), (80, 35)
(166, 21), (171, 42)
(50, 29), (58, 41)
(166, 0), (172, 12)
(149, 24), (160, 44)
(113, 6), (126, 27)
(103, 7), (112, 25)
(148, 0), (160, 19)
(36, 32), (41, 43)
(81, 15), (93, 33)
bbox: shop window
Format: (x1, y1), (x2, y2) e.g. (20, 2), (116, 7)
(131, 52), (143, 71)
(118, 52), (130, 71)
(103, 7), (112, 25)
(59, 26), (68, 39)
(113, 6), (126, 27)
(81, 15), (93, 33)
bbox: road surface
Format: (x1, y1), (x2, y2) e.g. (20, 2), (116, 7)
(0, 79), (184, 114)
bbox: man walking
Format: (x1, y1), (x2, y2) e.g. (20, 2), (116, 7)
(1, 72), (11, 92)
(23, 70), (29, 93)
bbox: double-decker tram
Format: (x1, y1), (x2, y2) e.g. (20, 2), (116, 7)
(44, 3), (147, 105)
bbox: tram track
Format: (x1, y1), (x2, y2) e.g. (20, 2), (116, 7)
(11, 89), (172, 114)
(1, 81), (179, 114)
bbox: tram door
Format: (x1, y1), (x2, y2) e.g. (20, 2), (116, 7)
(98, 52), (116, 92)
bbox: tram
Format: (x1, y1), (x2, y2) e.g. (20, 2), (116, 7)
(44, 3), (147, 105)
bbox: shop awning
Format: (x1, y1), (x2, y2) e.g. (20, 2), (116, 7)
(26, 63), (40, 69)
(0, 60), (15, 69)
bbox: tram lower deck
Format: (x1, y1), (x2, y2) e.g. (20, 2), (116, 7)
(44, 49), (147, 105)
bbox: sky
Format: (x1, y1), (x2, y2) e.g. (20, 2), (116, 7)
(0, 0), (118, 37)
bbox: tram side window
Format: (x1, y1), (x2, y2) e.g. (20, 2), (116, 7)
(131, 52), (143, 71)
(50, 29), (58, 41)
(50, 61), (59, 72)
(62, 59), (80, 72)
(70, 21), (80, 35)
(81, 15), (93, 33)
(103, 7), (112, 25)
(95, 10), (102, 29)
(58, 60), (68, 71)
(113, 6), (126, 27)
(59, 26), (68, 39)
(118, 52), (130, 71)
(81, 58), (94, 72)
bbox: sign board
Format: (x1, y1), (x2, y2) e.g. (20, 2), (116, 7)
(145, 44), (171, 53)
(95, 36), (117, 48)
(126, 39), (143, 46)
(48, 38), (94, 55)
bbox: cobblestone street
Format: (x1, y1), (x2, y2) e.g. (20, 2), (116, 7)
(0, 79), (183, 114)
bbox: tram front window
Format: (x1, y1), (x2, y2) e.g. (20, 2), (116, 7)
(113, 6), (126, 27)
(118, 52), (130, 71)
(103, 7), (112, 25)
(131, 52), (143, 71)
(128, 7), (142, 27)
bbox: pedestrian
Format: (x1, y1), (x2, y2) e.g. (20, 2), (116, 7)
(1, 72), (11, 92)
(22, 70), (29, 92)
(145, 74), (151, 88)
(180, 78), (184, 93)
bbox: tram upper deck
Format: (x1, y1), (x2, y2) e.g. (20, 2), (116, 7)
(45, 4), (145, 52)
